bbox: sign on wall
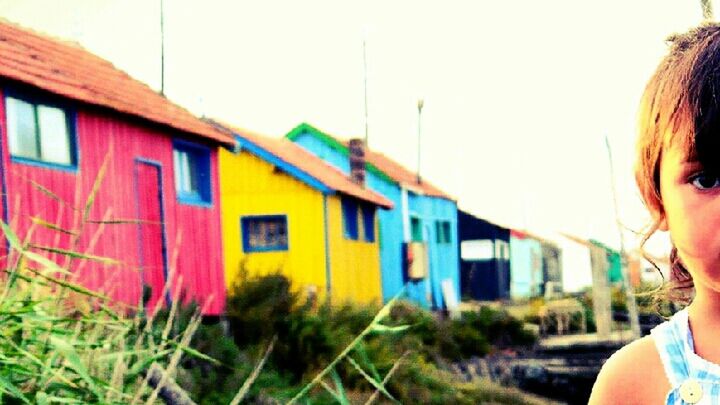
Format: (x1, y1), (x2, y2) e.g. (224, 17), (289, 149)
(460, 239), (494, 261)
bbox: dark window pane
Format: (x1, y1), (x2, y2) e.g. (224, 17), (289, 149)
(342, 198), (359, 240)
(362, 206), (375, 242)
(411, 217), (422, 242)
(174, 143), (211, 204)
(242, 216), (289, 252)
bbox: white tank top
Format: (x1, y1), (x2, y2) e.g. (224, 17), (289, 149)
(651, 309), (720, 404)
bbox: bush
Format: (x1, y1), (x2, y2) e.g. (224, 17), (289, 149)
(186, 273), (546, 404)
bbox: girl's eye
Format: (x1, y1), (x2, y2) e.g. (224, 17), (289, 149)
(690, 173), (720, 190)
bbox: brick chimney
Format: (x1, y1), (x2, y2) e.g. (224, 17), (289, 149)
(348, 138), (366, 186)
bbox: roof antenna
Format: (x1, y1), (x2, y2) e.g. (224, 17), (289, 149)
(416, 98), (424, 184)
(362, 27), (369, 147)
(160, 0), (165, 96)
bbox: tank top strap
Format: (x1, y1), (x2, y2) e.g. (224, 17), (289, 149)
(651, 309), (692, 387)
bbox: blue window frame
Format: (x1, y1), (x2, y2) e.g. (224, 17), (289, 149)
(173, 139), (212, 205)
(5, 91), (77, 170)
(241, 215), (289, 252)
(341, 198), (359, 240)
(361, 205), (375, 242)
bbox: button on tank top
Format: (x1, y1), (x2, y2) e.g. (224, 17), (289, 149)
(651, 309), (720, 404)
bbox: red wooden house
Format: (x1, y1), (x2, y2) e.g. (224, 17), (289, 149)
(0, 21), (234, 315)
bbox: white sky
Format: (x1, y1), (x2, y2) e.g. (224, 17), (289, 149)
(0, 0), (709, 254)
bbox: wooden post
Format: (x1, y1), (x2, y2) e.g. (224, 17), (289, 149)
(590, 246), (612, 340)
(605, 136), (641, 339)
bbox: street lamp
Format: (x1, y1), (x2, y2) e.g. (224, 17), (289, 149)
(417, 98), (424, 184)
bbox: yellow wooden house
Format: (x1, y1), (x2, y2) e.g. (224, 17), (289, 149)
(213, 122), (393, 304)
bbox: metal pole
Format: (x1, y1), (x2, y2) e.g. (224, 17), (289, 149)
(363, 38), (369, 146)
(605, 135), (641, 339)
(417, 99), (424, 184)
(160, 0), (165, 96)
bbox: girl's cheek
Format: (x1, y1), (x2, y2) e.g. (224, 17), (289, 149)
(674, 215), (720, 262)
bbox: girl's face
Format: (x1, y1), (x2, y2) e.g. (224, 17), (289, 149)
(659, 145), (720, 293)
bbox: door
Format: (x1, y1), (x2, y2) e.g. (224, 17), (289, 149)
(134, 159), (168, 311)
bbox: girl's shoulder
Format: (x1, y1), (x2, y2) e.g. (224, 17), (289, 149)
(589, 335), (671, 404)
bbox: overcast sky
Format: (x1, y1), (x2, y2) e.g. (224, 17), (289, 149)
(0, 0), (709, 253)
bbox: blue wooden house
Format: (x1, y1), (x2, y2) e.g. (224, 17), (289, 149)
(509, 230), (544, 300)
(286, 123), (459, 309)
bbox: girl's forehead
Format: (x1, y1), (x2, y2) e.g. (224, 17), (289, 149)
(663, 132), (719, 172)
(663, 128), (696, 160)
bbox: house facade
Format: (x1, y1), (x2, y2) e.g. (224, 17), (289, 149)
(457, 210), (511, 301)
(509, 230), (544, 300)
(287, 123), (459, 309)
(215, 123), (391, 304)
(0, 21), (232, 315)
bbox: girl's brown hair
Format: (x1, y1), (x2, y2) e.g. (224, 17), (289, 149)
(636, 23), (720, 304)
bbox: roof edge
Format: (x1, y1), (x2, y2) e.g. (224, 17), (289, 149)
(207, 119), (333, 194)
(285, 122), (397, 185)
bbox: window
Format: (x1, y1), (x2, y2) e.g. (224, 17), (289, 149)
(342, 198), (359, 240)
(443, 222), (452, 243)
(361, 205), (375, 242)
(410, 216), (423, 242)
(173, 140), (211, 205)
(6, 95), (75, 167)
(241, 215), (288, 252)
(495, 240), (510, 260)
(436, 220), (452, 244)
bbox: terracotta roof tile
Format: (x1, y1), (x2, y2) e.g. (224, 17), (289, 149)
(361, 148), (454, 200)
(211, 121), (393, 209)
(287, 123), (454, 200)
(0, 19), (233, 146)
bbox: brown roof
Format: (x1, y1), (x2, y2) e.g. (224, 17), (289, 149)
(211, 121), (393, 209)
(360, 147), (454, 200)
(0, 19), (233, 146)
(287, 123), (453, 200)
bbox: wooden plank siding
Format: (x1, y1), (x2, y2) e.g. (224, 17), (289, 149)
(287, 124), (459, 309)
(325, 196), (383, 305)
(219, 144), (384, 305)
(0, 87), (226, 315)
(219, 147), (327, 296)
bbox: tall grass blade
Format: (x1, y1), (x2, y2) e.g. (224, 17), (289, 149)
(29, 244), (119, 264)
(346, 356), (398, 403)
(83, 154), (110, 223)
(29, 217), (78, 236)
(26, 178), (78, 212)
(329, 369), (350, 405)
(228, 334), (277, 405)
(353, 342), (381, 383)
(0, 374), (30, 404)
(287, 292), (404, 405)
(25, 268), (108, 300)
(369, 324), (410, 334)
(49, 336), (103, 400)
(364, 351), (410, 405)
(86, 219), (160, 225)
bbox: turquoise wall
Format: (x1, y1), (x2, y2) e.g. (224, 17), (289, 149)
(509, 235), (543, 299)
(291, 131), (460, 308)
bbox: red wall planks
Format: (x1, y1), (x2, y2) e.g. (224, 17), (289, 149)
(0, 87), (226, 315)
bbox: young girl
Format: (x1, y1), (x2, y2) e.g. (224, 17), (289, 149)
(590, 24), (720, 404)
